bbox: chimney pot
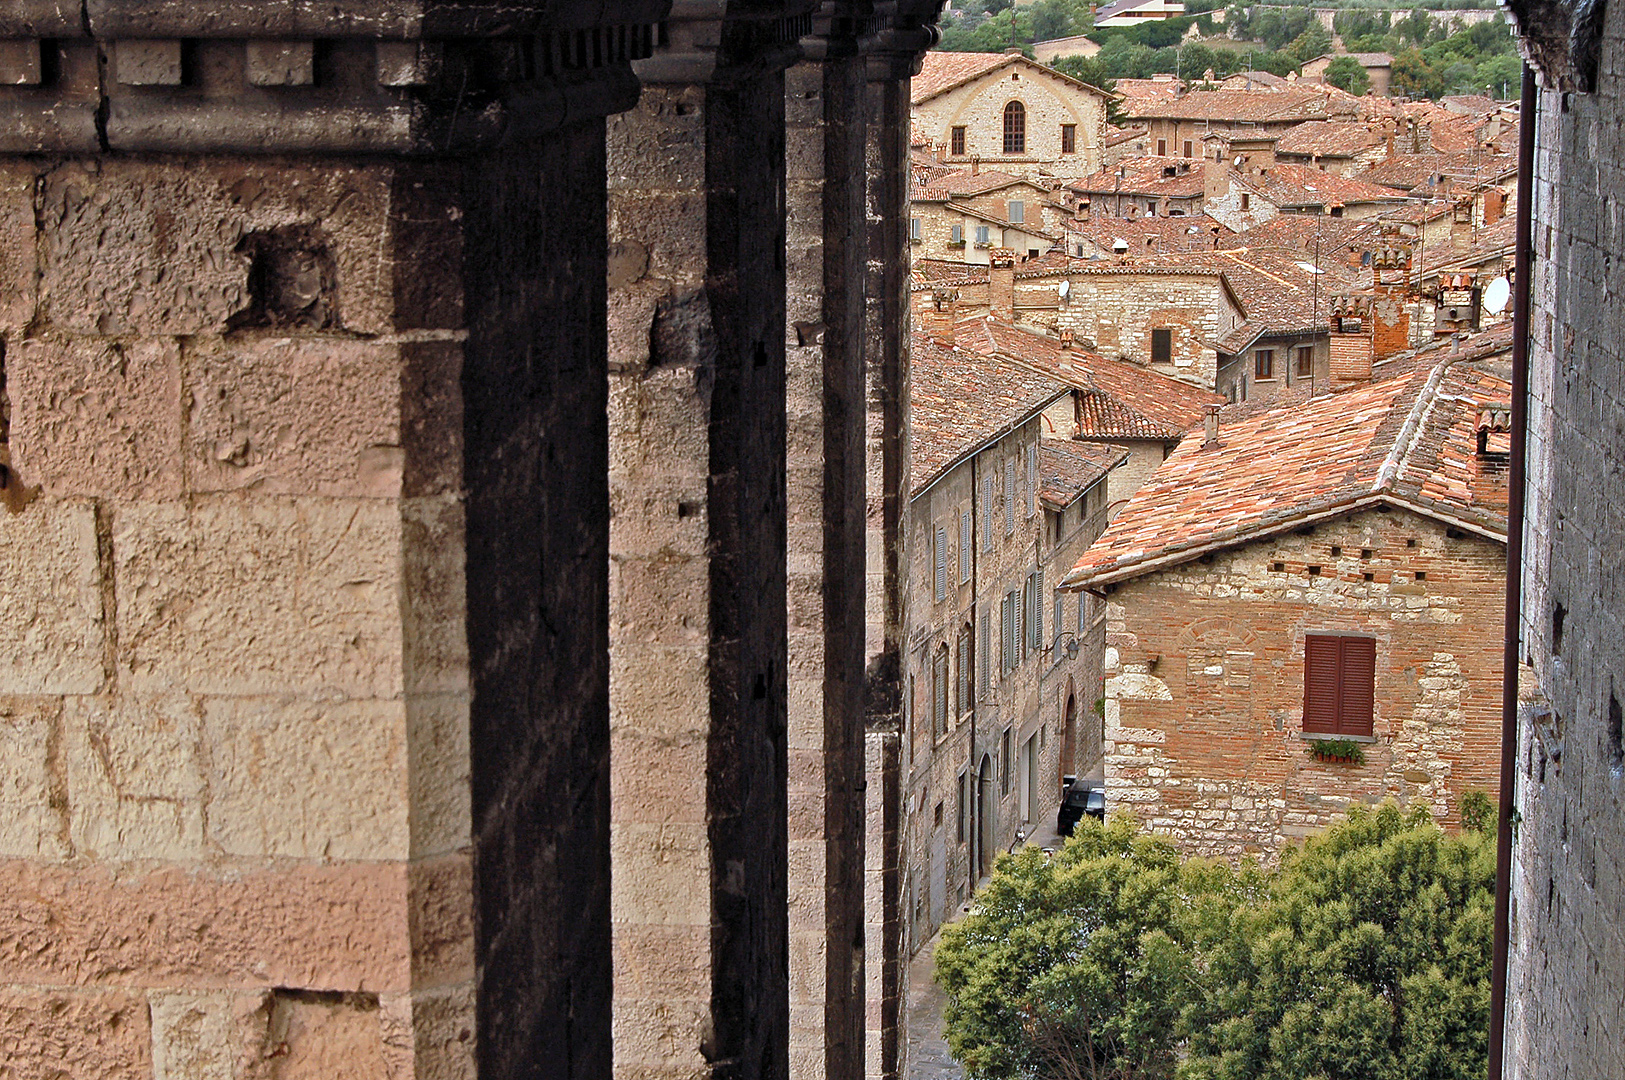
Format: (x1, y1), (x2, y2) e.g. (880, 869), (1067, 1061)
(1203, 404), (1221, 448)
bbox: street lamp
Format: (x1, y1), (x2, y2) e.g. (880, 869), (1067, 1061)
(1049, 631), (1082, 661)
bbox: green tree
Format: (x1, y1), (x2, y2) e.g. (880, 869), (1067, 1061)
(1030, 0), (1093, 41)
(935, 817), (1258, 1080)
(1324, 55), (1373, 95)
(1182, 804), (1495, 1080)
(1287, 19), (1333, 63)
(1391, 46), (1442, 97)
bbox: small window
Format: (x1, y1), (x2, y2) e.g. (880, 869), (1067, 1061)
(1003, 101), (1026, 155)
(960, 510), (973, 584)
(1240, 192), (1251, 211)
(957, 771), (969, 843)
(1331, 205), (1345, 217)
(979, 610), (991, 693)
(910, 217), (921, 241)
(1303, 634), (1376, 737)
(981, 475), (994, 552)
(956, 623), (974, 717)
(1061, 124), (1076, 153)
(1156, 138), (1167, 156)
(1183, 139), (1193, 157)
(975, 224), (990, 245)
(1295, 345), (1314, 378)
(1004, 459), (1016, 535)
(1255, 349), (1275, 379)
(1151, 327), (1173, 364)
(1008, 200), (1025, 224)
(951, 223), (964, 244)
(934, 801), (943, 827)
(932, 644), (949, 740)
(951, 126), (966, 156)
(934, 526), (948, 602)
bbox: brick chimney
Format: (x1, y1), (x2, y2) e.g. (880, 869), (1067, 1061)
(919, 287), (960, 342)
(1328, 294), (1375, 384)
(1058, 327), (1076, 370)
(971, 155), (981, 176)
(989, 248), (1016, 322)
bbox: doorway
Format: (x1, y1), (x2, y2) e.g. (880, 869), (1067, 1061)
(978, 753), (995, 879)
(1061, 691), (1076, 792)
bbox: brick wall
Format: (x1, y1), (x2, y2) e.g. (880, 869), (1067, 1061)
(1099, 506), (1504, 857)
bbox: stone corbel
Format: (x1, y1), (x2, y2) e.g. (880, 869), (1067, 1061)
(862, 1), (944, 81)
(1503, 0), (1609, 92)
(635, 0), (821, 86)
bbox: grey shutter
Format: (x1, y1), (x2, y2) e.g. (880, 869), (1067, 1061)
(935, 527), (948, 602)
(934, 649), (948, 737)
(1001, 594), (1013, 672)
(1034, 568), (1044, 650)
(1027, 445), (1037, 517)
(980, 611), (991, 694)
(1004, 460), (1015, 534)
(959, 511), (969, 582)
(1009, 200), (1024, 224)
(1014, 584), (1025, 665)
(982, 476), (994, 552)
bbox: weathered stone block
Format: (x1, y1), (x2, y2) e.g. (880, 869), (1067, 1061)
(379, 984), (476, 1080)
(245, 40), (314, 87)
(114, 498), (403, 698)
(202, 696), (408, 860)
(0, 988), (151, 1078)
(406, 694), (471, 859)
(40, 161), (394, 336)
(0, 39), (41, 85)
(0, 501), (104, 696)
(609, 822), (708, 926)
(0, 166), (34, 330)
(259, 990), (387, 1079)
(401, 496), (469, 697)
(185, 336), (402, 498)
(10, 335), (183, 500)
(113, 40), (181, 86)
(150, 990), (261, 1080)
(64, 694), (205, 862)
(0, 697), (67, 859)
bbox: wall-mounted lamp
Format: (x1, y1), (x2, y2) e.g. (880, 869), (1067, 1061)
(1049, 632), (1082, 661)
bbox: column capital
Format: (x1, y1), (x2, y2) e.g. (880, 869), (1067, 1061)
(634, 1), (821, 85)
(862, 2), (944, 82)
(0, 2), (670, 154)
(1501, 0), (1603, 91)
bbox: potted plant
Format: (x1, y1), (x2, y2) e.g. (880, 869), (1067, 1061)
(1308, 738), (1366, 764)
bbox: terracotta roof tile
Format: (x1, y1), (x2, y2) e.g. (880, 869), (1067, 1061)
(910, 332), (1070, 495)
(1063, 213), (1237, 255)
(1274, 120), (1387, 159)
(1241, 160), (1406, 208)
(1063, 359), (1511, 587)
(911, 168), (1045, 202)
(1125, 88), (1328, 123)
(1070, 156), (1209, 198)
(1136, 247), (1359, 335)
(955, 318), (1224, 439)
(1039, 439), (1126, 508)
(911, 52), (1016, 103)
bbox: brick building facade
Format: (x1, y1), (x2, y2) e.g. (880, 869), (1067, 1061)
(1065, 361), (1511, 857)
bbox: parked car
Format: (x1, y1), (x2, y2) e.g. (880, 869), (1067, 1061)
(1057, 778), (1105, 837)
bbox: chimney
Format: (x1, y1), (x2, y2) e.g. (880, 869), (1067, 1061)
(1058, 327), (1075, 369)
(921, 287), (960, 342)
(989, 249), (1016, 322)
(1328, 295), (1375, 384)
(1202, 404), (1220, 447)
(934, 141), (946, 162)
(971, 155), (981, 176)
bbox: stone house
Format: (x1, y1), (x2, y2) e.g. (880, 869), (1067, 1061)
(1126, 88), (1330, 162)
(908, 168), (1064, 262)
(1301, 52), (1394, 98)
(1064, 359), (1511, 858)
(911, 50), (1112, 178)
(1273, 120), (1390, 177)
(950, 317), (1223, 521)
(904, 333), (1116, 950)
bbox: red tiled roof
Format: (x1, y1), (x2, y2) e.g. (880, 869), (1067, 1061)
(910, 332), (1070, 496)
(912, 52), (1015, 102)
(912, 258), (990, 288)
(911, 168), (1046, 202)
(1241, 161), (1406, 208)
(1137, 246), (1358, 335)
(1125, 88), (1328, 123)
(1039, 439), (1127, 508)
(955, 318), (1223, 440)
(1062, 360), (1511, 587)
(1070, 156), (1209, 198)
(1274, 120), (1386, 159)
(1063, 213), (1237, 255)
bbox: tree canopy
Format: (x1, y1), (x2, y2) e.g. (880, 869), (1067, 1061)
(935, 802), (1496, 1080)
(1324, 55), (1373, 95)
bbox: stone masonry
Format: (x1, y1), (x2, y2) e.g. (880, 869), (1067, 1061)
(0, 3), (947, 1079)
(1504, 0), (1625, 1073)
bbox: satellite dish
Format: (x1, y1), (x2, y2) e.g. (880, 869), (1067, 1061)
(1295, 261), (1323, 274)
(1233, 156), (1244, 166)
(1058, 279), (1071, 298)
(1484, 276), (1511, 314)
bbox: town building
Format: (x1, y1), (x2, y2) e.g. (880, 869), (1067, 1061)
(1064, 358), (1511, 858)
(903, 332), (1116, 949)
(1125, 88), (1332, 160)
(1093, 0), (1186, 29)
(908, 167), (1065, 263)
(911, 50), (1112, 178)
(1300, 52), (1394, 97)
(1273, 120), (1390, 177)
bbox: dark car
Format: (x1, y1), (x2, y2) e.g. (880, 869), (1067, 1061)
(1057, 778), (1106, 837)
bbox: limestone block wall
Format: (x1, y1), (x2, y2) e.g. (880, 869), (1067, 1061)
(0, 155), (476, 1077)
(915, 64), (1107, 178)
(1098, 507), (1505, 858)
(1507, 1), (1625, 1069)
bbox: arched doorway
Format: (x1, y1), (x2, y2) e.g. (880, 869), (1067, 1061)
(978, 753), (996, 879)
(1061, 690), (1077, 793)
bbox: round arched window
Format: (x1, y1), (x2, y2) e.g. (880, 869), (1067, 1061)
(1003, 100), (1026, 155)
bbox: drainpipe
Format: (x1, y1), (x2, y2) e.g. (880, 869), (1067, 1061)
(1488, 62), (1535, 1080)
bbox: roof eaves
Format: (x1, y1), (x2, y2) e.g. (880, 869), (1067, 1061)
(911, 386), (1072, 500)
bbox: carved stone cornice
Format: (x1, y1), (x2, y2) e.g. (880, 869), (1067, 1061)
(1502, 0), (1607, 91)
(0, 2), (673, 154)
(862, 1), (944, 82)
(634, 0), (820, 85)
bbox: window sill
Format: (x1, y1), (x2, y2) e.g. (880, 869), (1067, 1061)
(1253, 376), (1279, 383)
(1297, 732), (1377, 743)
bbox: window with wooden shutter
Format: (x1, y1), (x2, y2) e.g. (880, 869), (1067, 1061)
(933, 645), (949, 740)
(1053, 593), (1063, 652)
(1001, 593), (1014, 672)
(951, 125), (966, 156)
(1014, 584), (1025, 665)
(935, 526), (948, 602)
(1033, 568), (1044, 650)
(1025, 444), (1036, 518)
(958, 624), (974, 716)
(1151, 327), (1173, 364)
(980, 611), (991, 694)
(1303, 634), (1376, 736)
(1005, 459), (1015, 534)
(960, 511), (973, 583)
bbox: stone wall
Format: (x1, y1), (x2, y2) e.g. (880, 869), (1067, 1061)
(915, 63), (1107, 178)
(1099, 506), (1505, 858)
(1506, 0), (1625, 1069)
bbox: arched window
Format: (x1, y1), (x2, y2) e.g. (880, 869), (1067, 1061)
(1003, 100), (1026, 155)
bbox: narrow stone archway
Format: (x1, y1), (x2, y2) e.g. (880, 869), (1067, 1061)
(977, 753), (996, 880)
(1061, 689), (1077, 790)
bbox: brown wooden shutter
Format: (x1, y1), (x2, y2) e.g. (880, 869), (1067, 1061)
(1338, 636), (1376, 736)
(1303, 634), (1341, 734)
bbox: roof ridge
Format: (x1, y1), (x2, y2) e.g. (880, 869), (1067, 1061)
(1374, 360), (1453, 492)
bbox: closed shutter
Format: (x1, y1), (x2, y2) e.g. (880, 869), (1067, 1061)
(982, 476), (994, 551)
(934, 649), (948, 738)
(1014, 585), (1025, 665)
(935, 527), (948, 602)
(980, 611), (991, 694)
(1005, 460), (1015, 534)
(1338, 637), (1376, 735)
(1001, 594), (1013, 672)
(1026, 445), (1036, 518)
(960, 511), (973, 583)
(1034, 568), (1044, 650)
(1303, 635), (1341, 734)
(1053, 593), (1063, 652)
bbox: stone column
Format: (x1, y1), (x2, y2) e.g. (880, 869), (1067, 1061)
(862, 11), (940, 1078)
(607, 6), (808, 1079)
(784, 8), (872, 1080)
(0, 8), (657, 1078)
